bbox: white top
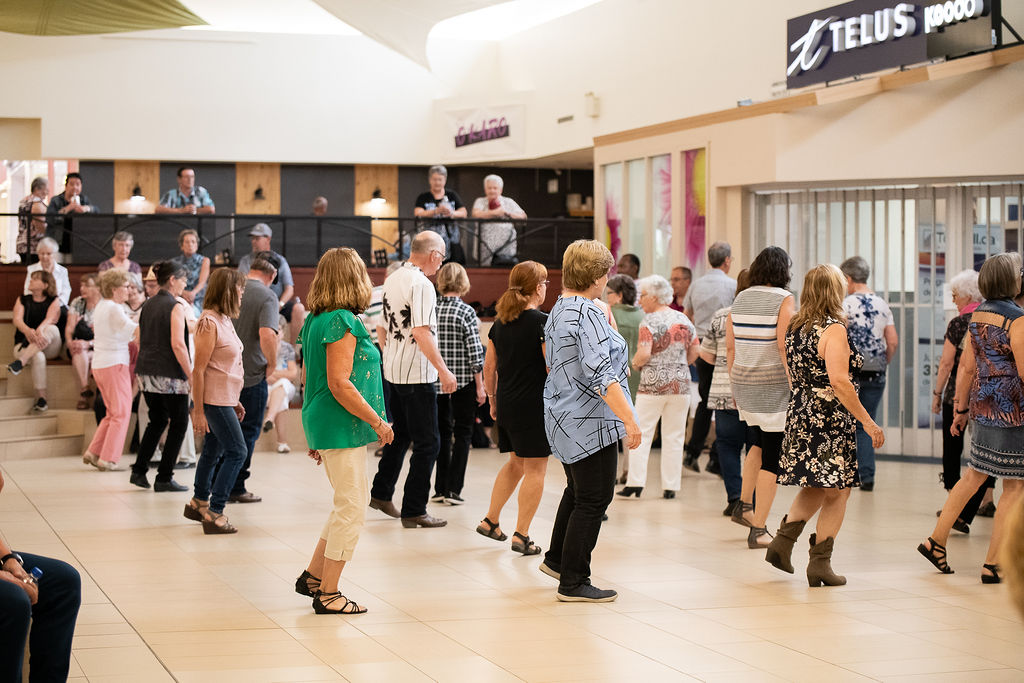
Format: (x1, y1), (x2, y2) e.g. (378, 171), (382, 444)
(380, 262), (438, 384)
(91, 299), (138, 369)
(472, 195), (524, 265)
(24, 263), (72, 306)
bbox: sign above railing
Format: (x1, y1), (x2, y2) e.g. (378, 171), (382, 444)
(786, 0), (999, 89)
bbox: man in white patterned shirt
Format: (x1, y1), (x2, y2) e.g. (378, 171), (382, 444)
(371, 231), (457, 528)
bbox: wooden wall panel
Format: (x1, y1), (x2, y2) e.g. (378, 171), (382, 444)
(354, 164), (399, 251)
(235, 162), (280, 214)
(112, 160), (158, 214)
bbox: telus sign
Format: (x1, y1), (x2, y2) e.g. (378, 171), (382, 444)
(786, 0), (993, 88)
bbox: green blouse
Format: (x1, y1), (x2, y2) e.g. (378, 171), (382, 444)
(298, 308), (385, 450)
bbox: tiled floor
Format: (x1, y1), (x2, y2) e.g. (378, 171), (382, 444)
(2, 447), (1021, 682)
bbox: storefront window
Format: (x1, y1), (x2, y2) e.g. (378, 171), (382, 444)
(651, 154), (671, 277)
(626, 159), (645, 263)
(602, 162), (622, 259)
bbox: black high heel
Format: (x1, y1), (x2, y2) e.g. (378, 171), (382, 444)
(312, 590), (367, 614)
(295, 570), (320, 597)
(616, 487), (642, 498)
(981, 563), (1001, 584)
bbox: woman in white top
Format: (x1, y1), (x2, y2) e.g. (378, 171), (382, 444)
(471, 174), (526, 266)
(24, 237), (72, 306)
(82, 269), (139, 472)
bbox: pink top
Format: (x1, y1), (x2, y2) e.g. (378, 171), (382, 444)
(196, 310), (243, 406)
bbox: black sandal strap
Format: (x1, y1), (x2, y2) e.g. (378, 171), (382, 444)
(318, 591), (366, 614)
(918, 537), (954, 574)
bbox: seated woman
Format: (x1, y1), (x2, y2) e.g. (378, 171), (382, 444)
(8, 271), (63, 412)
(174, 228), (210, 317)
(263, 329), (299, 453)
(66, 272), (100, 410)
(97, 231), (141, 275)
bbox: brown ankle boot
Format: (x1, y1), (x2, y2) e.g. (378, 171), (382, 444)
(806, 533), (846, 587)
(765, 515), (807, 574)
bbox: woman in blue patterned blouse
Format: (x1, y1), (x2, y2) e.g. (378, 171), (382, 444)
(540, 240), (641, 603)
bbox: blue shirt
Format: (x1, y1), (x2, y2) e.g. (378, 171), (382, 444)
(237, 250), (294, 300)
(159, 186), (215, 209)
(543, 296), (636, 464)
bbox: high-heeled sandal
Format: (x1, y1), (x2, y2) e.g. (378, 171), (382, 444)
(201, 510), (238, 535)
(981, 563), (1001, 584)
(313, 590), (367, 614)
(476, 517), (507, 541)
(917, 537), (954, 574)
(295, 570), (321, 597)
(747, 526), (772, 549)
(731, 501), (754, 528)
(511, 532), (541, 556)
(183, 499), (208, 522)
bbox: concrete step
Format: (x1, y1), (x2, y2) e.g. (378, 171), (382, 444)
(0, 414), (58, 439)
(0, 395), (42, 413)
(0, 433), (83, 463)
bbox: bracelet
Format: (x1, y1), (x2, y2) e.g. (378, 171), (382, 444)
(955, 408), (969, 415)
(932, 390), (941, 396)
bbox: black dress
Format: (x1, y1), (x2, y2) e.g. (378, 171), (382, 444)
(778, 317), (863, 488)
(488, 308), (550, 458)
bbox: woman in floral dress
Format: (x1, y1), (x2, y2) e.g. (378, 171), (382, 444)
(764, 264), (884, 587)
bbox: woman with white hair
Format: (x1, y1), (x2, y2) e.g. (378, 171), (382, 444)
(931, 268), (992, 531)
(24, 237), (72, 306)
(471, 174), (527, 266)
(617, 274), (699, 499)
(413, 165), (467, 264)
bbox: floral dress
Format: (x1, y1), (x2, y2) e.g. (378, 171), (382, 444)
(778, 317), (863, 488)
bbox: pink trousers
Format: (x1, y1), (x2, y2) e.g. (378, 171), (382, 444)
(88, 364), (132, 464)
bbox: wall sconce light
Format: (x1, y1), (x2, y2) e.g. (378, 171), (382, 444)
(254, 186), (265, 201)
(370, 188), (386, 206)
(130, 184), (146, 202)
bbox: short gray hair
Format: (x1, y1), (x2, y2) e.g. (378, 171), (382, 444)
(708, 241), (731, 268)
(637, 274), (673, 305)
(125, 271), (143, 291)
(483, 174), (503, 189)
(37, 237), (58, 253)
(428, 165), (448, 180)
(840, 256), (870, 284)
(948, 269), (981, 304)
(113, 231), (134, 243)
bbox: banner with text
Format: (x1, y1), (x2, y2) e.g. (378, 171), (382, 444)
(445, 106), (525, 157)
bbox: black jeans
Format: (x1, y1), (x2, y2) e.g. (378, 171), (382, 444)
(211, 380), (268, 496)
(685, 357), (715, 457)
(544, 443), (617, 590)
(941, 402), (992, 523)
(435, 382), (477, 497)
(132, 392), (190, 482)
(371, 382), (440, 518)
(0, 552), (81, 683)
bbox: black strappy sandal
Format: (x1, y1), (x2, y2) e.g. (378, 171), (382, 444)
(917, 537), (954, 574)
(982, 563), (1002, 584)
(511, 532), (541, 556)
(476, 517), (507, 541)
(295, 570), (321, 597)
(313, 591), (367, 614)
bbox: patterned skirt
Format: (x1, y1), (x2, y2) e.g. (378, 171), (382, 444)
(969, 423), (1024, 479)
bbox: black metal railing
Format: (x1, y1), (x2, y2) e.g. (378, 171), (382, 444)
(3, 213), (593, 268)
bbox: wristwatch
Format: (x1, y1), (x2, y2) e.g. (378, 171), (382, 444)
(1, 552), (24, 569)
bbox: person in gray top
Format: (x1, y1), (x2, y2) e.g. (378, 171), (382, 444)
(212, 252), (280, 504)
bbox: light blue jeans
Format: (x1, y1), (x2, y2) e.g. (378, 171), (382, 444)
(855, 373), (886, 484)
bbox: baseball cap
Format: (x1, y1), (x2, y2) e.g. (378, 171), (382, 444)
(249, 223), (273, 238)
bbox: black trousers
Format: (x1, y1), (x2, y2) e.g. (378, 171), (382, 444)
(544, 443), (617, 590)
(435, 381), (477, 497)
(371, 381), (440, 518)
(685, 357), (715, 456)
(132, 392), (190, 482)
(941, 402), (992, 523)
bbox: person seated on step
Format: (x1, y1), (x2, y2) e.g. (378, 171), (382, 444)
(8, 270), (62, 413)
(263, 328), (299, 453)
(66, 272), (100, 410)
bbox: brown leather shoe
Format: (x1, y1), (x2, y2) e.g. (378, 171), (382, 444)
(228, 491), (262, 503)
(369, 498), (400, 518)
(401, 514), (448, 528)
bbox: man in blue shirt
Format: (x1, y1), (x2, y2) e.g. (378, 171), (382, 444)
(155, 166), (216, 215)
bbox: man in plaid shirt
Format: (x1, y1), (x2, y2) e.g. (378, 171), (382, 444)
(433, 263), (486, 505)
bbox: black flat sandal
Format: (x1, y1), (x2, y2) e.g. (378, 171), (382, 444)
(476, 517), (507, 541)
(511, 531), (541, 556)
(313, 591), (367, 614)
(295, 570), (321, 597)
(982, 563), (1001, 584)
(917, 537), (954, 574)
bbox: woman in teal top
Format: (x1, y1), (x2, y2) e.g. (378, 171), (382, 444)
(294, 248), (393, 616)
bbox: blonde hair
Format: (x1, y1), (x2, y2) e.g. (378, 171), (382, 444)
(496, 261), (547, 323)
(562, 240), (613, 291)
(789, 264), (846, 333)
(203, 268), (245, 318)
(437, 262), (470, 297)
(97, 269), (129, 298)
(306, 247), (372, 315)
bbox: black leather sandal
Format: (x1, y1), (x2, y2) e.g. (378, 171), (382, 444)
(511, 532), (541, 556)
(917, 537), (954, 574)
(295, 570), (321, 597)
(313, 591), (367, 614)
(981, 563), (1001, 584)
(476, 517), (507, 541)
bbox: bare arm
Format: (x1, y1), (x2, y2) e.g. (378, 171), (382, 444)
(194, 257), (210, 295)
(699, 349), (716, 365)
(686, 337), (700, 365)
(376, 325), (387, 348)
(196, 204), (215, 215)
(931, 339), (957, 414)
(451, 206), (468, 218)
(411, 326), (456, 392)
(169, 305), (192, 383)
(777, 296), (795, 383)
(884, 324), (898, 363)
(279, 285), (294, 306)
(259, 327), (278, 380)
(725, 313), (736, 377)
(951, 334), (978, 437)
(821, 324), (881, 433)
(191, 323), (215, 433)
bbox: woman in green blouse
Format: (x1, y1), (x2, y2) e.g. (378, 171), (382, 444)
(294, 248), (393, 615)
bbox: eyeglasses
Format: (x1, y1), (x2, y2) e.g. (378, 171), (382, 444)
(430, 249), (446, 260)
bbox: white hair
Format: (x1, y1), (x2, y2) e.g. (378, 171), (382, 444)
(483, 174), (503, 189)
(637, 274), (673, 305)
(37, 237), (58, 253)
(948, 269), (982, 304)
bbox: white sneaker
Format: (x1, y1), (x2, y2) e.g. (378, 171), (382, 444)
(97, 459), (127, 472)
(276, 443), (291, 453)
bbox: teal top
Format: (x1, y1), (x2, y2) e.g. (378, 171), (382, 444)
(298, 309), (384, 449)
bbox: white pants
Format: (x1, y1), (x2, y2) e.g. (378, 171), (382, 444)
(16, 325), (62, 391)
(627, 392), (691, 491)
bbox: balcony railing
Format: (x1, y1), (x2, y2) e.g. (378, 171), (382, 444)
(4, 213), (594, 268)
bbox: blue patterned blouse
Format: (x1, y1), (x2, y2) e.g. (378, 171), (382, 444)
(543, 296), (637, 464)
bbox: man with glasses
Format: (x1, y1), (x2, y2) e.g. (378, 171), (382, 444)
(371, 231), (457, 528)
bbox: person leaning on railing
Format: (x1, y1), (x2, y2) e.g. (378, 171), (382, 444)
(471, 174), (526, 266)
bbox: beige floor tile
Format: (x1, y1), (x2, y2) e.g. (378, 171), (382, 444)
(73, 644), (172, 678)
(330, 659), (436, 682)
(844, 654), (1013, 678)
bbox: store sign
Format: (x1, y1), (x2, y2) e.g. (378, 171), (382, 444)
(444, 105), (525, 157)
(786, 0), (991, 88)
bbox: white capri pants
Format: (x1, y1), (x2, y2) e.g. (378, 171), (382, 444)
(16, 324), (62, 391)
(320, 446), (370, 562)
(626, 392), (691, 491)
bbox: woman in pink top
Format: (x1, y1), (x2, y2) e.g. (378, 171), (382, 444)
(186, 268), (248, 535)
(82, 269), (138, 471)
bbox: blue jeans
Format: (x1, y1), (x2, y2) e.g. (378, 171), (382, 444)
(715, 409), (756, 502)
(193, 404), (248, 513)
(0, 552), (81, 683)
(371, 382), (440, 518)
(855, 373), (886, 484)
(232, 380), (268, 495)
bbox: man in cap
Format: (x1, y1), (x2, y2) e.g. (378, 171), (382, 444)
(237, 223), (306, 342)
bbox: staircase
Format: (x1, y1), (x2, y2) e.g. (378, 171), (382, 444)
(0, 374), (87, 463)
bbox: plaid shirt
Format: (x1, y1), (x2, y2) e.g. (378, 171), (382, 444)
(436, 295), (484, 392)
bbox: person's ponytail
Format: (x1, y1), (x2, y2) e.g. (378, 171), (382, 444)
(495, 261), (547, 323)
